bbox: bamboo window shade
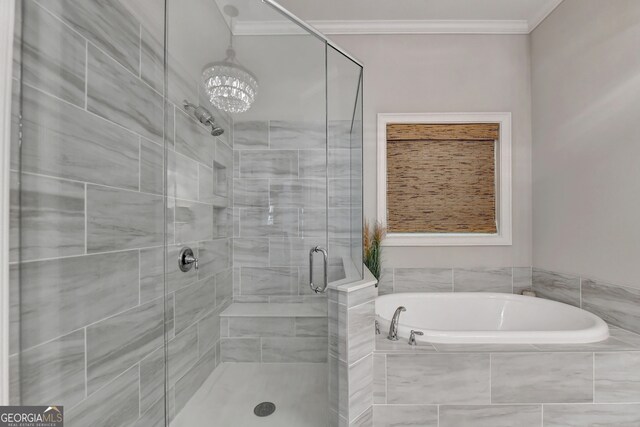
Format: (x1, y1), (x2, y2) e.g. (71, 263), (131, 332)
(386, 123), (499, 234)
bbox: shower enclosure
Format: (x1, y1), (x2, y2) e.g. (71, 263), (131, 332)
(9, 0), (363, 425)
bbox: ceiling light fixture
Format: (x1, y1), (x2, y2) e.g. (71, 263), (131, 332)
(202, 5), (258, 114)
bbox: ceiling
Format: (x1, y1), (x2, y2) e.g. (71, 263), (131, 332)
(227, 0), (564, 35)
(275, 0), (561, 23)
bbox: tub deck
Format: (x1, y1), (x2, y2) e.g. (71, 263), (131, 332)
(373, 324), (640, 425)
(375, 324), (640, 353)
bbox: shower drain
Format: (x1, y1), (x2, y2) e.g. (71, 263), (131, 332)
(254, 402), (276, 417)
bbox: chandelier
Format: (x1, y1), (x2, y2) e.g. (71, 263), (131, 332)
(202, 6), (258, 114)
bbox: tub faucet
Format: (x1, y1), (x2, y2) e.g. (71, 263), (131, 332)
(409, 330), (424, 346)
(387, 306), (406, 341)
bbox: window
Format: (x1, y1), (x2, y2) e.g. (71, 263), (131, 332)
(377, 113), (512, 246)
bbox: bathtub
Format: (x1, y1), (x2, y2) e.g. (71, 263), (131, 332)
(376, 292), (609, 344)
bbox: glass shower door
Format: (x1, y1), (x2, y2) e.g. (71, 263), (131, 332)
(327, 45), (364, 284)
(10, 0), (362, 425)
(165, 0), (330, 425)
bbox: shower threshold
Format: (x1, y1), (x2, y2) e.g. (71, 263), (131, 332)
(171, 362), (328, 427)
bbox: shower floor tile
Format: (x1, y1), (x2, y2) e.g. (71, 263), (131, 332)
(171, 362), (328, 427)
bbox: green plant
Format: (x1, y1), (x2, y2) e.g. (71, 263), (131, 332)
(363, 220), (385, 279)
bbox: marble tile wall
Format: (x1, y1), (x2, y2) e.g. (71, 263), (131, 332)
(373, 345), (640, 426)
(10, 0), (233, 424)
(219, 314), (329, 363)
(377, 266), (533, 295)
(329, 283), (377, 427)
(378, 265), (640, 335)
(232, 119), (354, 302)
(370, 265), (640, 425)
(533, 268), (640, 334)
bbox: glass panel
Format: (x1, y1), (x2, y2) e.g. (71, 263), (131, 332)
(12, 0), (167, 424)
(164, 0), (233, 424)
(327, 46), (364, 282)
(351, 73), (364, 278)
(166, 0), (329, 425)
(10, 0), (363, 424)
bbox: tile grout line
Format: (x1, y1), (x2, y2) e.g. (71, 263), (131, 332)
(592, 352), (595, 403)
(31, 0), (137, 84)
(138, 249), (141, 306)
(84, 183), (87, 254)
(84, 40), (88, 109)
(511, 267), (514, 294)
(138, 23), (142, 79)
(23, 76), (163, 148)
(489, 352), (492, 404)
(138, 136), (141, 192)
(68, 354), (152, 414)
(21, 292), (169, 354)
(14, 237), (217, 266)
(373, 403), (640, 407)
(84, 327), (87, 399)
(137, 363), (142, 418)
(384, 354), (387, 405)
(20, 166), (207, 204)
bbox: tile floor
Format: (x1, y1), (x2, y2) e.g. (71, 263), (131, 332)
(172, 363), (328, 427)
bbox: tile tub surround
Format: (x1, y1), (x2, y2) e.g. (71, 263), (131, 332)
(378, 266), (640, 337)
(533, 268), (640, 334)
(10, 0), (233, 424)
(371, 328), (640, 427)
(329, 276), (378, 427)
(377, 267), (532, 295)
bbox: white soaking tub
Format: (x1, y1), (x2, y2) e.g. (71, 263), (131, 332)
(376, 292), (609, 344)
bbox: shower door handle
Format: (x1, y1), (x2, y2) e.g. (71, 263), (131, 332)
(309, 246), (328, 294)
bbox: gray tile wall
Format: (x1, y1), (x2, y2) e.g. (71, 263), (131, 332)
(533, 268), (640, 334)
(371, 265), (640, 425)
(232, 119), (352, 302)
(377, 267), (532, 295)
(378, 265), (640, 336)
(219, 312), (329, 363)
(329, 284), (377, 427)
(373, 347), (640, 426)
(10, 0), (232, 424)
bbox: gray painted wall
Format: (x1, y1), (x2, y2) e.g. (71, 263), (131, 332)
(332, 34), (533, 269)
(531, 0), (640, 290)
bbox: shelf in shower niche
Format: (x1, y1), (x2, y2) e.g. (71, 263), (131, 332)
(221, 303), (327, 318)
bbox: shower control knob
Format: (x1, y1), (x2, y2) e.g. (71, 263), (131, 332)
(178, 247), (198, 272)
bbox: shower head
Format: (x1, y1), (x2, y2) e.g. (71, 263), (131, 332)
(193, 106), (214, 126)
(183, 100), (225, 137)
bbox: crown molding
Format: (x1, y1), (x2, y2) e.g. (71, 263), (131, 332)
(528, 0), (564, 32)
(232, 0), (565, 36)
(233, 19), (531, 36)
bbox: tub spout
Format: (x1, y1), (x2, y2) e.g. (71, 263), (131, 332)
(387, 306), (406, 341)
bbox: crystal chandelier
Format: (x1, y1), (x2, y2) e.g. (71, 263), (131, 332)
(202, 6), (258, 114)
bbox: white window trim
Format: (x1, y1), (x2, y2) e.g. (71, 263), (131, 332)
(0, 0), (16, 405)
(377, 112), (512, 247)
